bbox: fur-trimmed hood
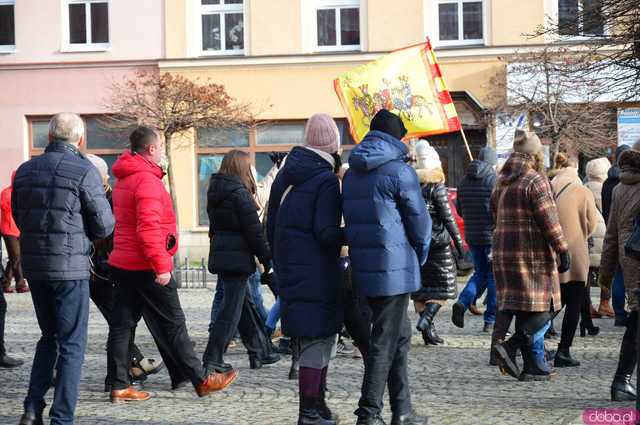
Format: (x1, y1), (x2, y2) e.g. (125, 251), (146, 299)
(586, 157), (611, 183)
(417, 168), (445, 184)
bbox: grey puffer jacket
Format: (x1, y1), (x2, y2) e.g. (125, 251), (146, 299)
(12, 141), (115, 281)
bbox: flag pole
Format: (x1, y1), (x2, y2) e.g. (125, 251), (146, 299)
(460, 127), (474, 161)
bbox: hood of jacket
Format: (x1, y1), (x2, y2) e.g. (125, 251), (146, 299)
(348, 130), (408, 172)
(586, 157), (610, 183)
(277, 146), (333, 188)
(498, 152), (537, 185)
(619, 149), (640, 186)
(112, 151), (164, 181)
(417, 168), (445, 185)
(207, 174), (248, 208)
(552, 166), (582, 185)
(465, 159), (494, 180)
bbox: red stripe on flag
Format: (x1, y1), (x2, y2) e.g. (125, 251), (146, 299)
(438, 91), (453, 104)
(448, 116), (462, 131)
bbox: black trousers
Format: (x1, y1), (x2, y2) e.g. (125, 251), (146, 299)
(559, 282), (585, 351)
(0, 289), (6, 355)
(492, 309), (515, 344)
(342, 263), (372, 353)
(356, 294), (412, 419)
(108, 268), (204, 390)
(203, 273), (269, 367)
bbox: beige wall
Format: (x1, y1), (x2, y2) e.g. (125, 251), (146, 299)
(249, 1), (302, 55)
(489, 0), (546, 46)
(367, 0), (425, 52)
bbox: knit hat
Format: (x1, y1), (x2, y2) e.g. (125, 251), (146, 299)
(86, 153), (109, 181)
(303, 113), (340, 154)
(370, 109), (407, 140)
(585, 157), (611, 182)
(415, 139), (441, 170)
(478, 146), (497, 166)
(513, 129), (543, 155)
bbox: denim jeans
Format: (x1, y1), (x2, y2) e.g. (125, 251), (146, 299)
(24, 280), (90, 425)
(211, 270), (268, 326)
(532, 321), (551, 362)
(457, 245), (496, 324)
(266, 297), (281, 331)
(613, 268), (627, 320)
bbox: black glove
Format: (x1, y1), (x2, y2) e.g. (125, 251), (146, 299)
(269, 152), (287, 168)
(558, 251), (571, 274)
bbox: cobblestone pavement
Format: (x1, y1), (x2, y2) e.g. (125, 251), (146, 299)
(0, 283), (634, 425)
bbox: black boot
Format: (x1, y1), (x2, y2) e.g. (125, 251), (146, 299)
(554, 348), (580, 368)
(250, 352), (281, 369)
(611, 328), (637, 401)
(298, 395), (336, 425)
(494, 332), (523, 379)
(317, 384), (339, 423)
(0, 353), (23, 368)
(612, 374), (637, 401)
(19, 411), (43, 425)
(520, 342), (555, 381)
(289, 356), (300, 380)
(416, 303), (442, 345)
(391, 410), (428, 425)
(489, 342), (499, 366)
(451, 301), (465, 328)
(356, 416), (387, 425)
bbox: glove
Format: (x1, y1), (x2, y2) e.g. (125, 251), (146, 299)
(269, 152), (287, 168)
(557, 251), (571, 274)
(597, 273), (613, 291)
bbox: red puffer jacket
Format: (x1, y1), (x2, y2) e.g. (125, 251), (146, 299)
(108, 152), (178, 274)
(0, 171), (19, 237)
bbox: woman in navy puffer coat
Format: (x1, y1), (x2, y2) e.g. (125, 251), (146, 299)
(267, 113), (343, 425)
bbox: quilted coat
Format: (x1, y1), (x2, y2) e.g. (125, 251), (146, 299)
(491, 152), (568, 312)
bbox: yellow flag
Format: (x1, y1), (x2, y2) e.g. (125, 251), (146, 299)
(334, 39), (461, 143)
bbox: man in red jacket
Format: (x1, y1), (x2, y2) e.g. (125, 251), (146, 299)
(1, 171), (28, 293)
(107, 126), (236, 403)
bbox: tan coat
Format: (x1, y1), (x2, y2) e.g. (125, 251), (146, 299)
(584, 158), (610, 267)
(551, 167), (599, 284)
(600, 149), (640, 311)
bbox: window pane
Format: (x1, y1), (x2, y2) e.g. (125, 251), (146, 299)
(583, 0), (604, 36)
(336, 119), (355, 145)
(225, 13), (244, 50)
(0, 5), (15, 46)
(317, 9), (336, 46)
(255, 152), (277, 182)
(69, 3), (87, 44)
(463, 2), (483, 40)
(438, 3), (459, 41)
(224, 0), (243, 3)
(256, 122), (305, 145)
(86, 118), (133, 150)
(558, 0), (579, 36)
(202, 14), (221, 50)
(32, 121), (50, 148)
(91, 2), (109, 43)
(198, 154), (225, 226)
(196, 127), (249, 148)
(340, 8), (360, 46)
(202, 0), (220, 3)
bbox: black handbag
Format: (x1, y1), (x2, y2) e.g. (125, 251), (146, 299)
(624, 215), (640, 260)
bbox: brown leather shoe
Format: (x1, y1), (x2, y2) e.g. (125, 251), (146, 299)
(590, 304), (602, 319)
(597, 300), (615, 318)
(110, 386), (151, 403)
(469, 304), (483, 316)
(195, 370), (238, 397)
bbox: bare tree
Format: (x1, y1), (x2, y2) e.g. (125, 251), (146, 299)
(105, 69), (255, 264)
(487, 47), (617, 166)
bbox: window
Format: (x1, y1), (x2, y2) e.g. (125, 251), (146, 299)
(63, 0), (109, 51)
(558, 0), (604, 37)
(199, 0), (244, 55)
(195, 119), (354, 226)
(29, 116), (130, 187)
(315, 0), (360, 51)
(0, 0), (15, 52)
(436, 0), (484, 46)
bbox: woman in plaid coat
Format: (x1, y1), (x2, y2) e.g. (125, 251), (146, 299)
(491, 130), (570, 382)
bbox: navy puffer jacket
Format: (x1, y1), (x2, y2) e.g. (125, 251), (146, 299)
(12, 141), (115, 281)
(343, 131), (432, 297)
(267, 147), (344, 338)
(456, 160), (497, 246)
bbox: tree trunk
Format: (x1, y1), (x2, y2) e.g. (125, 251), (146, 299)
(549, 133), (561, 170)
(164, 133), (183, 281)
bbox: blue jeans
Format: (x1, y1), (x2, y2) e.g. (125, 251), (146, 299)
(613, 268), (627, 320)
(457, 245), (496, 324)
(24, 280), (89, 425)
(266, 297), (281, 331)
(211, 270), (268, 327)
(532, 321), (551, 362)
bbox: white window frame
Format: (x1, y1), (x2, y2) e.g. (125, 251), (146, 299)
(551, 0), (607, 41)
(196, 0), (245, 57)
(313, 0), (361, 52)
(0, 0), (16, 53)
(433, 0), (485, 47)
(61, 0), (110, 53)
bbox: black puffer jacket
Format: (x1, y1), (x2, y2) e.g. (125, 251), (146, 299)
(456, 160), (497, 246)
(12, 141), (115, 281)
(602, 144), (630, 224)
(413, 169), (463, 301)
(207, 174), (271, 275)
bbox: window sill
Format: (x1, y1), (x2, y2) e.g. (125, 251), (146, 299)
(433, 41), (485, 49)
(199, 49), (245, 57)
(60, 44), (111, 53)
(314, 45), (361, 53)
(0, 46), (16, 54)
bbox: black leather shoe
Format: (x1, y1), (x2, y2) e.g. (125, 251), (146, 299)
(554, 350), (580, 368)
(0, 354), (23, 368)
(250, 352), (281, 369)
(206, 362), (233, 374)
(19, 411), (43, 425)
(611, 374), (637, 401)
(391, 411), (428, 425)
(356, 416), (387, 425)
(451, 301), (465, 328)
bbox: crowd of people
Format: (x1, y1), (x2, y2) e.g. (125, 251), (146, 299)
(0, 108), (637, 425)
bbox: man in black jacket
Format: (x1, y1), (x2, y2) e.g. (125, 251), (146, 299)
(13, 113), (115, 425)
(451, 147), (498, 332)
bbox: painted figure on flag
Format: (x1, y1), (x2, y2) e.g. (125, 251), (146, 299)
(335, 39), (462, 142)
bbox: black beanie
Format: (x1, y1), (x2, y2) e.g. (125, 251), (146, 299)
(370, 109), (407, 140)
